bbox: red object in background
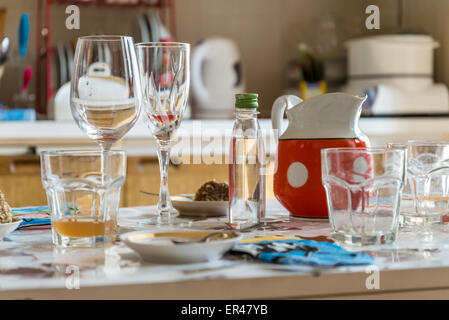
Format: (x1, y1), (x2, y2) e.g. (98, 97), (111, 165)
(273, 138), (367, 218)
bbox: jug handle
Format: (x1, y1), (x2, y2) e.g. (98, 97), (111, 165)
(271, 95), (302, 138)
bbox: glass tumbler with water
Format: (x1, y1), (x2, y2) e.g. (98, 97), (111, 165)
(406, 140), (449, 225)
(41, 150), (126, 248)
(321, 148), (406, 246)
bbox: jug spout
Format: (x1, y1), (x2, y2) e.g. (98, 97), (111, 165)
(281, 92), (367, 140)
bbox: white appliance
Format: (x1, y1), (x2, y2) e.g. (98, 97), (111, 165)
(343, 34), (449, 116)
(191, 37), (245, 119)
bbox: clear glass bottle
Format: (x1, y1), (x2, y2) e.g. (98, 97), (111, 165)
(229, 93), (266, 230)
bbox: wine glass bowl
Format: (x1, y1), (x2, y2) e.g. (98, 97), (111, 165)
(71, 35), (142, 150)
(136, 42), (190, 143)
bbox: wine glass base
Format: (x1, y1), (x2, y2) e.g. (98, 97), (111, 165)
(137, 215), (193, 228)
(119, 208), (192, 229)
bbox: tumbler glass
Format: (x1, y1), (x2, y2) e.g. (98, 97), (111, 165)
(321, 148), (406, 246)
(41, 150), (126, 248)
(406, 140), (449, 225)
(386, 142), (413, 225)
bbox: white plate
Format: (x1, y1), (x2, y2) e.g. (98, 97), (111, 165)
(121, 230), (241, 264)
(171, 198), (228, 217)
(0, 219), (22, 240)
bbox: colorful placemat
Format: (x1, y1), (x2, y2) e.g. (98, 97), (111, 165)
(11, 206), (51, 229)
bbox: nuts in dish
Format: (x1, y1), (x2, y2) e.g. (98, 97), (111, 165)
(194, 181), (229, 201)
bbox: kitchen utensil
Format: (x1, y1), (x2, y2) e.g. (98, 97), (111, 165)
(136, 14), (150, 43)
(344, 34), (449, 116)
(135, 42), (190, 227)
(18, 13), (30, 57)
(271, 93), (369, 218)
(21, 66), (32, 92)
(53, 82), (71, 120)
(0, 37), (10, 64)
(13, 66), (35, 109)
(0, 219), (22, 240)
(65, 44), (74, 82)
(146, 13), (160, 43)
(191, 36), (245, 118)
(57, 44), (67, 86)
(322, 147), (406, 246)
(155, 13), (173, 41)
(121, 230), (242, 263)
(346, 34), (438, 77)
(171, 231), (231, 244)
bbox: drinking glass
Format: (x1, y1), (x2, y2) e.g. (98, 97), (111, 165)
(41, 150), (126, 248)
(135, 42), (190, 226)
(406, 140), (449, 225)
(386, 142), (413, 225)
(70, 35), (141, 172)
(321, 147), (406, 246)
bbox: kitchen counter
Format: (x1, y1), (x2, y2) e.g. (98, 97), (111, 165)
(3, 200), (449, 299)
(1, 117), (449, 155)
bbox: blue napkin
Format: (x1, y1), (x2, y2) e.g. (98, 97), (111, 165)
(231, 238), (374, 267)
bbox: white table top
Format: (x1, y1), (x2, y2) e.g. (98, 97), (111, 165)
(2, 200), (449, 299)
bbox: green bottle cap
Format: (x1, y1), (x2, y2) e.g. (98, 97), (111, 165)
(235, 93), (259, 108)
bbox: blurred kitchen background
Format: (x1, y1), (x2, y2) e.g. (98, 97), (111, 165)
(2, 0), (449, 208)
(2, 0), (448, 118)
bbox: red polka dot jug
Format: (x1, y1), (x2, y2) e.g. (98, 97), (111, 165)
(271, 93), (370, 218)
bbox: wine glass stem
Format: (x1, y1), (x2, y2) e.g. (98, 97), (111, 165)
(157, 143), (172, 215)
(100, 142), (112, 184)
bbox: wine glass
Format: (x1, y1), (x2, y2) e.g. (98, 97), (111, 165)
(70, 35), (142, 176)
(136, 42), (190, 226)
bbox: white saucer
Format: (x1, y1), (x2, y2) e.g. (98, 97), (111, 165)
(171, 197), (228, 217)
(121, 230), (241, 264)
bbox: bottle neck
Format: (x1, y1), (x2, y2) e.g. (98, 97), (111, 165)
(235, 108), (258, 120)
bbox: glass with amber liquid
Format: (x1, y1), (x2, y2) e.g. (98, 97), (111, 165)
(41, 150), (126, 247)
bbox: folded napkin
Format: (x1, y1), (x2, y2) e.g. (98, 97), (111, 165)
(230, 236), (374, 267)
(11, 206), (51, 229)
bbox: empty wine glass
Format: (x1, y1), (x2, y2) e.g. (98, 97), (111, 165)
(70, 35), (142, 176)
(135, 42), (190, 226)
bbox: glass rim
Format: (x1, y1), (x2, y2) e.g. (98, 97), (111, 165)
(321, 147), (405, 154)
(408, 140), (449, 146)
(40, 150), (126, 157)
(135, 42), (190, 49)
(77, 35), (133, 42)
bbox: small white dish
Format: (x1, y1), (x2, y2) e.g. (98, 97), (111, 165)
(0, 219), (22, 240)
(171, 197), (228, 217)
(121, 230), (241, 264)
